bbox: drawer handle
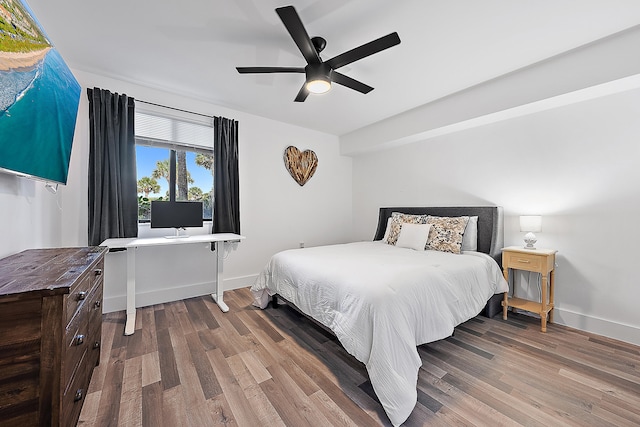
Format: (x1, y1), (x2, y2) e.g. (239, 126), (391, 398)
(93, 341), (101, 349)
(94, 300), (101, 309)
(77, 291), (87, 301)
(75, 334), (85, 346)
(95, 268), (103, 276)
(516, 259), (530, 263)
(74, 389), (83, 402)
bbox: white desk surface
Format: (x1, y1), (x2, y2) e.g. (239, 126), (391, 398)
(101, 233), (244, 249)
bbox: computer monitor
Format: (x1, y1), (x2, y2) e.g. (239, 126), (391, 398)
(150, 201), (203, 229)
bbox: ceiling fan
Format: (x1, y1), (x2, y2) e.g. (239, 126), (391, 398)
(236, 5), (401, 102)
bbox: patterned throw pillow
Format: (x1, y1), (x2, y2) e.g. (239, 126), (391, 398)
(425, 216), (470, 254)
(386, 212), (428, 245)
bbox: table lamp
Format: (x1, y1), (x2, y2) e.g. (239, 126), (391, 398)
(520, 215), (542, 249)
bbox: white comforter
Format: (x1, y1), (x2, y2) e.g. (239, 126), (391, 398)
(251, 242), (508, 426)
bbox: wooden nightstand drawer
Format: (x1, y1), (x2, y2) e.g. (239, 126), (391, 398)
(503, 251), (542, 272)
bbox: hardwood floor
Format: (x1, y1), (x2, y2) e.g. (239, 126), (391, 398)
(78, 288), (640, 426)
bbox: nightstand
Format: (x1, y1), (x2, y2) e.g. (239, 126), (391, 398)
(501, 246), (557, 332)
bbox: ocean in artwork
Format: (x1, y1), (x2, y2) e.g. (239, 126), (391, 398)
(0, 0), (81, 184)
(0, 61), (38, 112)
(0, 49), (81, 183)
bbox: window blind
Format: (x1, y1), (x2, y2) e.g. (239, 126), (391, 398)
(135, 111), (214, 154)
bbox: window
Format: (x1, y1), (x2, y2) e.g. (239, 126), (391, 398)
(134, 109), (214, 222)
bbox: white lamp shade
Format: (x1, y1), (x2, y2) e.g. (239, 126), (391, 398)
(519, 215), (542, 232)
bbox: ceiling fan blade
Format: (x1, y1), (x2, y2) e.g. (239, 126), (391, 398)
(276, 6), (321, 65)
(326, 32), (401, 70)
(236, 66), (305, 74)
(332, 72), (373, 94)
(294, 84), (309, 102)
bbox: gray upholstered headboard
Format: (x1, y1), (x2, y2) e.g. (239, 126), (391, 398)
(373, 206), (504, 267)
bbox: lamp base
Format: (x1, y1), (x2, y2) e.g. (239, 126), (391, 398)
(523, 232), (537, 250)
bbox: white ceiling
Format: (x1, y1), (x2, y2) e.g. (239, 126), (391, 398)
(27, 0), (640, 136)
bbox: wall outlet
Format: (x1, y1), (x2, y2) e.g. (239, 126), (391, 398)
(299, 241), (305, 248)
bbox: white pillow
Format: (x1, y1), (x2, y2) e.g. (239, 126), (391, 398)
(382, 217), (393, 243)
(461, 216), (478, 251)
(396, 223), (432, 251)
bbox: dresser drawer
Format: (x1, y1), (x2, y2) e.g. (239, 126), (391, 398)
(61, 350), (90, 427)
(65, 274), (91, 325)
(65, 260), (103, 324)
(87, 280), (103, 324)
(63, 309), (89, 392)
(87, 283), (103, 368)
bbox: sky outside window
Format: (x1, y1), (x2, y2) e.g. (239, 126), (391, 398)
(136, 145), (213, 197)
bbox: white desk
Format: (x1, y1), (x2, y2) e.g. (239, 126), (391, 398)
(101, 233), (244, 335)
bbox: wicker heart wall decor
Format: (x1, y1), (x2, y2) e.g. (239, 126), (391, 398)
(283, 146), (318, 186)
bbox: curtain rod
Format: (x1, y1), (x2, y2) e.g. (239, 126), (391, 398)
(136, 99), (213, 119)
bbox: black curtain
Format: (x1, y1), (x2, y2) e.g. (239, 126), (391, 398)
(212, 116), (240, 234)
(87, 88), (138, 246)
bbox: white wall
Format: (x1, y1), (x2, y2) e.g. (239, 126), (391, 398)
(350, 86), (640, 346)
(1, 70), (353, 312)
(0, 175), (64, 258)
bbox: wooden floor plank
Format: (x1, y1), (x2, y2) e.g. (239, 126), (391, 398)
(141, 351), (161, 388)
(206, 393), (238, 426)
(259, 377), (314, 427)
(79, 293), (640, 427)
(141, 381), (162, 427)
(238, 349), (272, 384)
(167, 326), (205, 408)
(309, 389), (359, 427)
(226, 354), (285, 427)
(140, 306), (158, 354)
(117, 356), (142, 427)
(156, 328), (180, 391)
(160, 385), (188, 427)
(93, 346), (126, 426)
(77, 390), (101, 426)
(184, 332), (223, 399)
(207, 347), (263, 426)
(267, 362), (335, 426)
(184, 297), (220, 331)
(87, 312), (120, 394)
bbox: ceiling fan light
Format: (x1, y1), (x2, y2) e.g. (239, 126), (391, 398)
(306, 78), (331, 94)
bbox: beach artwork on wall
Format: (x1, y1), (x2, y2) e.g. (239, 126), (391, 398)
(0, 0), (81, 184)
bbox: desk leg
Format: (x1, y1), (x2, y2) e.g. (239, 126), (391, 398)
(125, 247), (137, 336)
(211, 241), (229, 313)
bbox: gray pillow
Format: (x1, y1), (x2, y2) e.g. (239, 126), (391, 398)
(461, 216), (478, 251)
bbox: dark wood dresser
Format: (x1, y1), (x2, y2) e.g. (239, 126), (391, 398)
(0, 246), (107, 426)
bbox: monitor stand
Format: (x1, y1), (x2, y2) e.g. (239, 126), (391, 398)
(164, 228), (187, 239)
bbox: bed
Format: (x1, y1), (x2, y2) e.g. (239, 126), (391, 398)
(251, 206), (508, 426)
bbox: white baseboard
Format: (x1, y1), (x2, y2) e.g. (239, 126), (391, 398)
(554, 308), (640, 347)
(103, 274), (258, 313)
(224, 274), (258, 291)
